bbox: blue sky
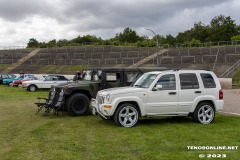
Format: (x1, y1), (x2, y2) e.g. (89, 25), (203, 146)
(0, 0), (239, 46)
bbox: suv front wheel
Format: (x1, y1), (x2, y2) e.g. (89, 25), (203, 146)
(193, 102), (215, 124)
(67, 93), (89, 116)
(114, 103), (139, 127)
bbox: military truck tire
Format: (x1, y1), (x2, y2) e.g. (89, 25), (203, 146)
(67, 93), (89, 116)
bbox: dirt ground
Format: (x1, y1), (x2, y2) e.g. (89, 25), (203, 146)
(220, 89), (240, 116)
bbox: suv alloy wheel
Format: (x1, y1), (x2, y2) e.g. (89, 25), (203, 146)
(193, 102), (215, 124)
(114, 103), (139, 127)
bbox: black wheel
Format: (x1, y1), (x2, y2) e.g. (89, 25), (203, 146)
(193, 102), (215, 124)
(114, 103), (139, 127)
(28, 85), (37, 92)
(67, 93), (89, 116)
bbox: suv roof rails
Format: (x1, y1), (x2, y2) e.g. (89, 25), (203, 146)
(172, 68), (210, 72)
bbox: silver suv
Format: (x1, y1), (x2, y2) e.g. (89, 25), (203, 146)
(91, 70), (224, 127)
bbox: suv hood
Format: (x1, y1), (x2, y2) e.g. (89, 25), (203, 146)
(99, 86), (147, 96)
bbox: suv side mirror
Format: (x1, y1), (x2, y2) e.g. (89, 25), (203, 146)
(153, 84), (163, 91)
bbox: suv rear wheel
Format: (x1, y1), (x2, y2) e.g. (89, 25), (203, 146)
(193, 102), (215, 124)
(114, 103), (139, 127)
(67, 93), (89, 116)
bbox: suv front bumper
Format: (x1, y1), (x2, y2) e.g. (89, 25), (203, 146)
(90, 99), (111, 120)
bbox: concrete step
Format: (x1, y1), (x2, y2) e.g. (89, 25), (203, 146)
(3, 48), (41, 73)
(128, 49), (168, 67)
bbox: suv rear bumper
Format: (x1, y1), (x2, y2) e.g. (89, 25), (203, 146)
(215, 100), (224, 112)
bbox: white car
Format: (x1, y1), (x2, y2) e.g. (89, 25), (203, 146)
(22, 75), (69, 91)
(91, 70), (224, 127)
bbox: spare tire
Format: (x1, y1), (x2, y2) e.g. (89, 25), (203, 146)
(67, 93), (89, 116)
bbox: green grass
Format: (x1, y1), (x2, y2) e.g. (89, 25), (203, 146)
(37, 65), (88, 74)
(232, 69), (240, 89)
(0, 64), (11, 70)
(0, 86), (240, 160)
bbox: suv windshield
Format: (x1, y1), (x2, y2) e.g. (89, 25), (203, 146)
(133, 73), (158, 88)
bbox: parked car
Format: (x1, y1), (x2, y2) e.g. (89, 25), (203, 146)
(3, 74), (34, 86)
(22, 75), (70, 92)
(91, 69), (224, 127)
(0, 74), (16, 84)
(52, 67), (166, 116)
(11, 76), (38, 87)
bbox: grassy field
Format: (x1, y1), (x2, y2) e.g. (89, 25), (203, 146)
(0, 85), (239, 160)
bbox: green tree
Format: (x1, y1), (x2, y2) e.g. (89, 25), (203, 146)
(27, 38), (39, 48)
(47, 39), (57, 47)
(115, 27), (140, 43)
(190, 22), (210, 42)
(231, 34), (240, 45)
(70, 35), (83, 44)
(164, 34), (176, 47)
(38, 42), (47, 48)
(209, 15), (237, 41)
(57, 39), (69, 47)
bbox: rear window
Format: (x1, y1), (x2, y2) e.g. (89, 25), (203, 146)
(106, 73), (121, 82)
(200, 73), (216, 88)
(180, 73), (199, 89)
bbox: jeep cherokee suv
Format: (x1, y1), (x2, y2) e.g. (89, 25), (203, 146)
(91, 70), (224, 127)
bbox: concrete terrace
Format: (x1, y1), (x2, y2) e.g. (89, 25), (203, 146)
(0, 45), (240, 76)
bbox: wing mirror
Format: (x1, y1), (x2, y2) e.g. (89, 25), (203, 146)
(153, 84), (163, 91)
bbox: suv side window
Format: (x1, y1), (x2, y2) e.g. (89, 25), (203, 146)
(200, 73), (216, 88)
(106, 73), (121, 82)
(180, 73), (199, 89)
(156, 74), (176, 90)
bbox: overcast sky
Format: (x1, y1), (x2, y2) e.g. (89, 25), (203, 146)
(0, 0), (239, 46)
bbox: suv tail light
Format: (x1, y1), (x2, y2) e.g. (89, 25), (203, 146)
(219, 90), (223, 100)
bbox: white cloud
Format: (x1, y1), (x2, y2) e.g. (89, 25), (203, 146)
(0, 0), (239, 46)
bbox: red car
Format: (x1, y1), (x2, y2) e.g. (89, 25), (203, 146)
(11, 76), (38, 87)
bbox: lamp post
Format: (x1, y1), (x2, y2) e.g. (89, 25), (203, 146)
(145, 28), (159, 67)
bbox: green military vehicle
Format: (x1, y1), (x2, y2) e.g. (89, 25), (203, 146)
(53, 67), (165, 116)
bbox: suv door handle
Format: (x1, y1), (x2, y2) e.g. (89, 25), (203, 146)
(195, 91), (201, 94)
(169, 92), (177, 95)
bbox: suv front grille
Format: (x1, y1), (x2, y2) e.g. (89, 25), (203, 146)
(97, 96), (104, 105)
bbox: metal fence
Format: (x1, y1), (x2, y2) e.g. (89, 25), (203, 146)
(220, 60), (240, 78)
(1, 40), (240, 51)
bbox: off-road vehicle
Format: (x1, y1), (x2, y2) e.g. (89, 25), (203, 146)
(53, 67), (166, 116)
(91, 69), (224, 127)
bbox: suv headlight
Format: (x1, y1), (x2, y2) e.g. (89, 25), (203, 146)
(103, 94), (110, 103)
